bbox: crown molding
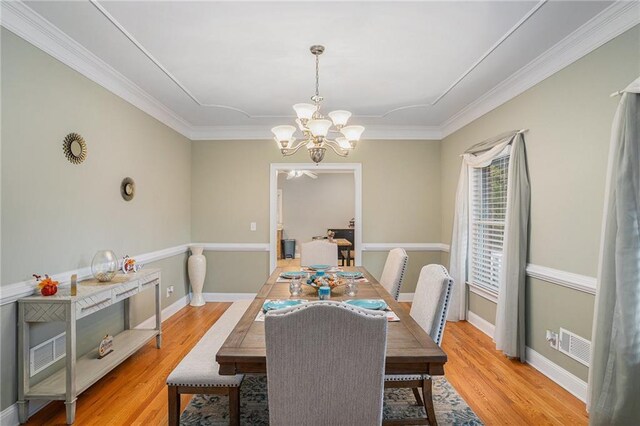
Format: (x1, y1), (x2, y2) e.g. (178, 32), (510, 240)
(440, 1), (640, 138)
(0, 0), (194, 138)
(2, 1), (638, 142)
(189, 125), (443, 141)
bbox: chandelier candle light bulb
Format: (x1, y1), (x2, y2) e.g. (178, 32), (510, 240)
(272, 45), (364, 163)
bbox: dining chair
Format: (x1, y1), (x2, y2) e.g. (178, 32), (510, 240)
(384, 264), (454, 426)
(379, 248), (409, 300)
(300, 240), (339, 267)
(265, 301), (388, 426)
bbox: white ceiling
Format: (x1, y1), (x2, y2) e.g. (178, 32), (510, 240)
(10, 1), (628, 138)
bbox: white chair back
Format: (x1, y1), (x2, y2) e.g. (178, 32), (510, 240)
(300, 240), (338, 267)
(379, 248), (408, 300)
(410, 264), (454, 346)
(265, 301), (387, 426)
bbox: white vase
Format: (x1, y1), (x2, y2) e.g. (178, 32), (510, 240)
(188, 246), (206, 307)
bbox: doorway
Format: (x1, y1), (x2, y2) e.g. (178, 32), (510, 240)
(269, 163), (362, 272)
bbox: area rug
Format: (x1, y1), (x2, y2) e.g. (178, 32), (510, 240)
(181, 375), (482, 425)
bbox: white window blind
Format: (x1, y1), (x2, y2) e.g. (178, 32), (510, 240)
(469, 154), (510, 293)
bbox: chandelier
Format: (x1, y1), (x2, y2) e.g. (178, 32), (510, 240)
(271, 45), (365, 163)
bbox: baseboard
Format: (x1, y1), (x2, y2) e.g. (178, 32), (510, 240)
(135, 294), (189, 329)
(203, 292), (257, 302)
(525, 347), (588, 403)
(1, 399), (49, 426)
(398, 292), (414, 302)
(465, 311), (587, 403)
(466, 311), (496, 338)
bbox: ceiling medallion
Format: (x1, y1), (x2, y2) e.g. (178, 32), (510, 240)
(271, 45), (364, 164)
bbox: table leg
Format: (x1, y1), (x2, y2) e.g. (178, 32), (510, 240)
(65, 304), (77, 424)
(423, 378), (437, 426)
(155, 282), (162, 348)
(123, 298), (130, 330)
(65, 400), (77, 424)
(17, 304), (30, 424)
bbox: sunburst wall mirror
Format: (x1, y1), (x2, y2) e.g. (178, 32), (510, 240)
(62, 133), (87, 164)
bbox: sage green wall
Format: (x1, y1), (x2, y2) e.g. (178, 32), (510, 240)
(0, 29), (191, 410)
(440, 26), (640, 381)
(192, 139), (444, 293)
(362, 251), (444, 294)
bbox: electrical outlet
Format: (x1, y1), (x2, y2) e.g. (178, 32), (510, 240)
(166, 285), (174, 298)
(250, 222), (257, 231)
(546, 330), (558, 349)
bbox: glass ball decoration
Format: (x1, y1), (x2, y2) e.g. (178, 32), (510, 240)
(92, 250), (118, 282)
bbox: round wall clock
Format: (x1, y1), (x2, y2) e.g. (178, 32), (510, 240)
(120, 177), (135, 201)
(62, 133), (87, 164)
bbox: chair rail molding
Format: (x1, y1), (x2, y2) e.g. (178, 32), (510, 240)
(201, 243), (270, 252)
(526, 264), (596, 295)
(361, 243), (450, 252)
(0, 244), (190, 306)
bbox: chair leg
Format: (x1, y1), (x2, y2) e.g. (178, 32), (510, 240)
(412, 387), (424, 406)
(168, 386), (180, 426)
(228, 387), (240, 426)
(422, 378), (437, 426)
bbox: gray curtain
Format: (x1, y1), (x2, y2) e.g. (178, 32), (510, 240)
(494, 133), (530, 361)
(588, 77), (640, 424)
(448, 130), (530, 362)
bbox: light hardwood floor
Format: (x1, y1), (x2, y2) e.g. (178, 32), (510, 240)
(26, 302), (588, 425)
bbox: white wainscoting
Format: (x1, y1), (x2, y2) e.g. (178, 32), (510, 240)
(1, 243), (598, 306)
(466, 311), (588, 403)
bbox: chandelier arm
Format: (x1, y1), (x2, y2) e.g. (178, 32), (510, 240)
(281, 139), (311, 156)
(324, 140), (350, 157)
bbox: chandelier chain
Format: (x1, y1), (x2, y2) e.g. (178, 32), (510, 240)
(315, 53), (320, 100)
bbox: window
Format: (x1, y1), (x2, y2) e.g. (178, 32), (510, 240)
(469, 154), (510, 293)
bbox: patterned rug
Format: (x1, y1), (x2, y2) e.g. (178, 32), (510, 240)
(181, 375), (482, 425)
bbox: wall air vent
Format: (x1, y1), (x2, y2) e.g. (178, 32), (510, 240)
(558, 328), (590, 367)
(30, 332), (66, 376)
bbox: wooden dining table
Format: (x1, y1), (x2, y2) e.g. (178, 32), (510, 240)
(216, 266), (447, 377)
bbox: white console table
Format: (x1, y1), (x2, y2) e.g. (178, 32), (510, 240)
(17, 269), (162, 424)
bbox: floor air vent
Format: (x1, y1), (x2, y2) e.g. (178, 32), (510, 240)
(559, 328), (590, 367)
(30, 332), (66, 376)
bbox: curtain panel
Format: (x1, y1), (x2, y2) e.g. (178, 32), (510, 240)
(588, 77), (640, 425)
(448, 130), (530, 360)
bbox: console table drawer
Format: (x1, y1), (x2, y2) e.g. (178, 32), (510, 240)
(113, 281), (139, 302)
(140, 272), (160, 290)
(76, 291), (113, 319)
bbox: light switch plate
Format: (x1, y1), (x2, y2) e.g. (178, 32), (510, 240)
(250, 222), (257, 231)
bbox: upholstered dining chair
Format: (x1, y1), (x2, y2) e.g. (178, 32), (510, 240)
(265, 301), (387, 426)
(384, 264), (454, 426)
(300, 240), (339, 267)
(379, 248), (409, 300)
